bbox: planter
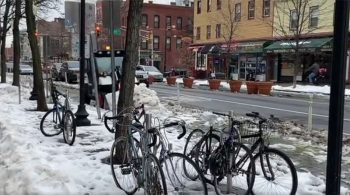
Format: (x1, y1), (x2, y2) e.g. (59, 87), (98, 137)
(148, 76), (154, 85)
(229, 80), (243, 93)
(208, 79), (221, 90)
(166, 77), (177, 86)
(183, 77), (194, 88)
(257, 81), (273, 95)
(246, 81), (258, 94)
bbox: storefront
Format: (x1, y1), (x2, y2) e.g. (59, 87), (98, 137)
(264, 37), (333, 82)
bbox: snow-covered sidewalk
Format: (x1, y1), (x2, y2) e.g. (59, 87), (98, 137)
(0, 79), (349, 194)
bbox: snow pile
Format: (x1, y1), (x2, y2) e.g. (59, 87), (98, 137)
(273, 84), (350, 96)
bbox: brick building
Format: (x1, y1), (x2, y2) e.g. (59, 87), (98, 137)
(118, 1), (194, 73)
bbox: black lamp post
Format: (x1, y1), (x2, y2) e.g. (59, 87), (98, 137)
(75, 0), (91, 126)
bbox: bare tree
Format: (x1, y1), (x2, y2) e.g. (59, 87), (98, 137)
(177, 37), (194, 77)
(210, 0), (240, 80)
(116, 0), (143, 138)
(12, 0), (21, 86)
(25, 0), (48, 111)
(273, 0), (330, 87)
(0, 0), (13, 83)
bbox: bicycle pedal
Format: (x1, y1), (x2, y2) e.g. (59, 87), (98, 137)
(121, 167), (132, 175)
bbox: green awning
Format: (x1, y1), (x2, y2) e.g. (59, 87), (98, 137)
(264, 37), (333, 53)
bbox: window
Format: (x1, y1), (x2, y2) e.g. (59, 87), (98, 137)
(263, 0), (270, 17)
(309, 6), (319, 28)
(216, 24), (221, 38)
(206, 25), (211, 39)
(166, 37), (171, 50)
(141, 14), (148, 28)
(217, 0), (221, 10)
(176, 17), (182, 30)
(166, 16), (171, 28)
(176, 38), (182, 49)
(154, 15), (160, 28)
(196, 27), (201, 40)
(197, 0), (201, 14)
(248, 0), (255, 19)
(153, 36), (159, 50)
(207, 0), (212, 12)
(290, 10), (298, 30)
(235, 3), (241, 22)
(141, 40), (148, 50)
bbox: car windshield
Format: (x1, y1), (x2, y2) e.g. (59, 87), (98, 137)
(95, 57), (124, 74)
(142, 66), (160, 72)
(68, 61), (80, 69)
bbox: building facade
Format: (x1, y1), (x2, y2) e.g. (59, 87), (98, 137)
(193, 0), (274, 80)
(117, 0), (194, 73)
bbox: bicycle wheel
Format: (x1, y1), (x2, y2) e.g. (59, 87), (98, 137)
(250, 148), (298, 195)
(161, 152), (208, 195)
(40, 108), (63, 136)
(62, 110), (76, 145)
(184, 129), (204, 159)
(144, 153), (168, 195)
(213, 142), (255, 195)
(110, 137), (139, 194)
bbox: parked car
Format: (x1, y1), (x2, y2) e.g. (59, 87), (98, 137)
(59, 61), (80, 83)
(20, 64), (33, 75)
(137, 65), (163, 82)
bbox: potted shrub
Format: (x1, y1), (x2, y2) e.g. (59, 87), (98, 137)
(257, 81), (273, 95)
(148, 76), (154, 85)
(183, 77), (194, 88)
(166, 76), (177, 86)
(229, 80), (243, 93)
(246, 81), (258, 94)
(208, 79), (221, 90)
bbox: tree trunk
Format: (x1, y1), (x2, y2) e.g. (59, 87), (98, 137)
(1, 0), (11, 83)
(12, 0), (21, 86)
(116, 0), (143, 138)
(293, 50), (301, 88)
(25, 0), (48, 111)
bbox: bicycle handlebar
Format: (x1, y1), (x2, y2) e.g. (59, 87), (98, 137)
(163, 121), (186, 140)
(246, 112), (267, 123)
(212, 112), (229, 117)
(148, 133), (158, 147)
(104, 115), (123, 133)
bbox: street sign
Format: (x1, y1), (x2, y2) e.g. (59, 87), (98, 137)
(113, 28), (121, 36)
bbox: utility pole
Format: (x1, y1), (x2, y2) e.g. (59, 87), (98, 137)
(75, 0), (91, 126)
(110, 0), (117, 118)
(326, 0), (349, 194)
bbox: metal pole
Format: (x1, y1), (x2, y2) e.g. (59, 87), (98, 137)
(164, 29), (167, 72)
(177, 82), (180, 106)
(326, 0), (349, 194)
(145, 113), (152, 154)
(226, 110), (234, 193)
(90, 33), (101, 119)
(75, 0), (91, 126)
(308, 94), (313, 131)
(151, 31), (154, 67)
(110, 0), (117, 119)
(18, 74), (21, 104)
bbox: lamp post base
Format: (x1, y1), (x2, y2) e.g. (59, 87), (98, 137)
(75, 104), (91, 126)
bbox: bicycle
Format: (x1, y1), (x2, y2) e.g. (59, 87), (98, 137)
(184, 112), (255, 194)
(243, 112), (298, 195)
(40, 79), (76, 145)
(106, 110), (167, 195)
(153, 119), (209, 194)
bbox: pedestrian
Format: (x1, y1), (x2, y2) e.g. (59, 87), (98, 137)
(306, 61), (320, 84)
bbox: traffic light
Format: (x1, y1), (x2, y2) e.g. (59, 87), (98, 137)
(96, 26), (101, 37)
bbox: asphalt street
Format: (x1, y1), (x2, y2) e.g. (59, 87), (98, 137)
(150, 83), (350, 135)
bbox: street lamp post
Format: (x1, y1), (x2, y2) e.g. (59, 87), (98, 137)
(164, 25), (175, 73)
(75, 0), (91, 126)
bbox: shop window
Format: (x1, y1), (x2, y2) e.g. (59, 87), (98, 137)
(166, 16), (172, 29)
(141, 14), (148, 28)
(176, 37), (182, 49)
(309, 6), (319, 28)
(216, 24), (221, 38)
(207, 25), (211, 39)
(290, 10), (298, 30)
(248, 0), (255, 19)
(263, 0), (270, 17)
(166, 37), (171, 50)
(217, 0), (221, 10)
(153, 36), (159, 50)
(207, 0), (212, 12)
(154, 15), (160, 28)
(197, 0), (202, 14)
(196, 27), (201, 40)
(176, 17), (182, 30)
(235, 3), (241, 22)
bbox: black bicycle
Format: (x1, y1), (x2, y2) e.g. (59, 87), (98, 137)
(40, 80), (76, 145)
(184, 112), (255, 194)
(243, 112), (298, 195)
